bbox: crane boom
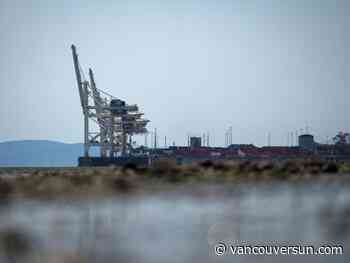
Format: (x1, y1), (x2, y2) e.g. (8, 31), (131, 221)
(71, 44), (86, 112)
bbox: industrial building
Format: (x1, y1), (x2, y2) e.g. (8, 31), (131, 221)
(71, 45), (350, 166)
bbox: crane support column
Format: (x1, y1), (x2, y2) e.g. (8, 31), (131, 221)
(83, 81), (89, 157)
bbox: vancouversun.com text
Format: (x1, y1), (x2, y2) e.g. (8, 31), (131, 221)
(214, 242), (344, 256)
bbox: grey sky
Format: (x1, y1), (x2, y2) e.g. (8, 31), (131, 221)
(0, 0), (349, 146)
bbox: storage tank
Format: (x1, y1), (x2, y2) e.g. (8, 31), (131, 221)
(190, 137), (202, 148)
(298, 134), (315, 152)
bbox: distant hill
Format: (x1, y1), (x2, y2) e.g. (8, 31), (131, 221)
(0, 140), (98, 167)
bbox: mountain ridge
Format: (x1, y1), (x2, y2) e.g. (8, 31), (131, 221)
(0, 140), (97, 167)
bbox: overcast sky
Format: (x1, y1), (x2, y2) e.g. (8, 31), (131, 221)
(0, 0), (349, 146)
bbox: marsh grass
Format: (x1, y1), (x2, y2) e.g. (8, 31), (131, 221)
(0, 160), (349, 199)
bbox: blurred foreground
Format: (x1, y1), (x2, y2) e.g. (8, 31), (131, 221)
(0, 160), (349, 262)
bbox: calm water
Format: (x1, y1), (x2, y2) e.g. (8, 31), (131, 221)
(0, 182), (349, 262)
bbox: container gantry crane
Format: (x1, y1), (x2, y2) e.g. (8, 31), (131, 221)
(71, 44), (149, 163)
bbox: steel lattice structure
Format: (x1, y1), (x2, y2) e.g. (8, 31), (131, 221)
(71, 44), (149, 158)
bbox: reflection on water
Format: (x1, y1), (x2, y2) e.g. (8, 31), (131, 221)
(0, 182), (349, 262)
